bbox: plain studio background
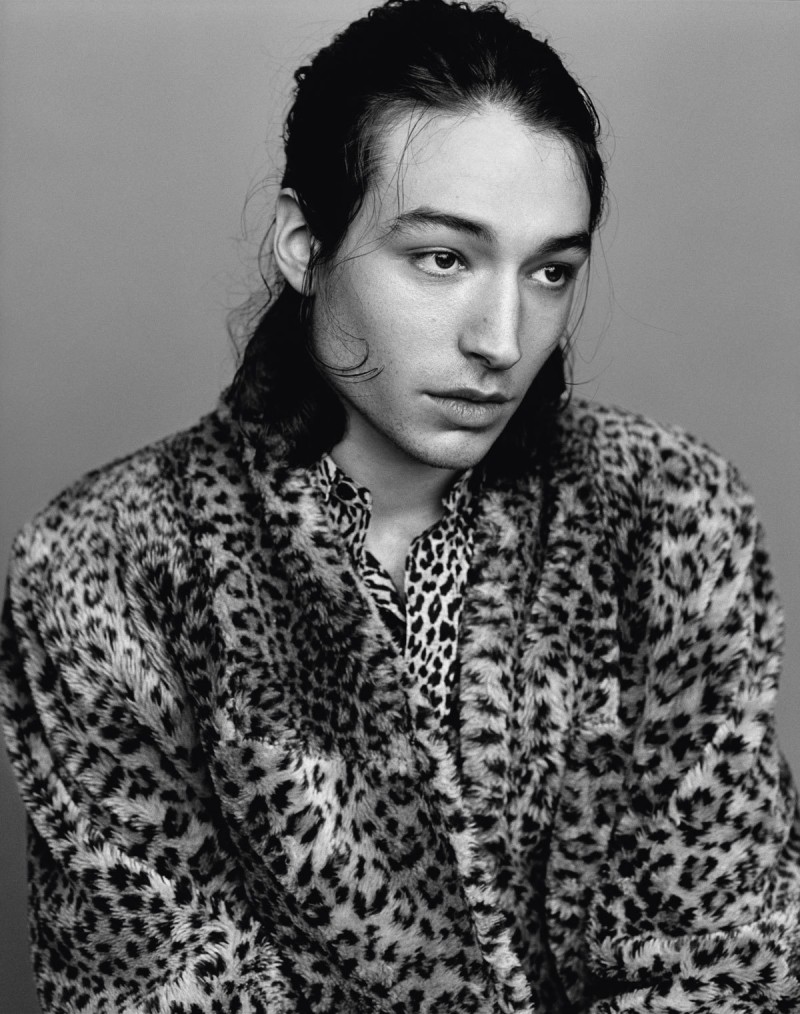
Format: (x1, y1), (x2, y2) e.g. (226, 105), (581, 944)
(1, 1), (798, 1010)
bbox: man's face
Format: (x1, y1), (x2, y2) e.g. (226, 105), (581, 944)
(311, 104), (592, 475)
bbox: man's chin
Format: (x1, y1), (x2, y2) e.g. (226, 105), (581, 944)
(414, 429), (503, 472)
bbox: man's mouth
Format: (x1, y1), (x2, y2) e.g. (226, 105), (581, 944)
(432, 387), (510, 404)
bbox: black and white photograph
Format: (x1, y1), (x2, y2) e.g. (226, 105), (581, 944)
(1, 2), (798, 1011)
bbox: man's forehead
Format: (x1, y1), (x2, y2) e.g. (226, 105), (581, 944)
(360, 105), (590, 241)
(378, 105), (575, 174)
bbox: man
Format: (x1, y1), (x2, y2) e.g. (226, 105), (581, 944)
(2, 2), (798, 1011)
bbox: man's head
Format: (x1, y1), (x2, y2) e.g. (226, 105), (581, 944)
(230, 0), (605, 472)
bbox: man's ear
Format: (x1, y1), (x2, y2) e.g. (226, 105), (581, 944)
(273, 188), (316, 295)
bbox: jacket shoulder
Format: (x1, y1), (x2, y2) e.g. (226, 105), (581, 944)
(560, 399), (754, 519)
(7, 407), (240, 595)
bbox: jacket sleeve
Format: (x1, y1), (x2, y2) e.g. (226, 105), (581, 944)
(0, 507), (296, 1014)
(585, 447), (800, 1013)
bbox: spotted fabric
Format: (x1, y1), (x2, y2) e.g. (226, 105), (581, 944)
(1, 396), (800, 1014)
(313, 452), (476, 738)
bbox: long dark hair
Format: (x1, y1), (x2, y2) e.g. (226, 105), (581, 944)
(227, 0), (606, 470)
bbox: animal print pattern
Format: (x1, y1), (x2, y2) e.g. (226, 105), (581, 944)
(1, 395), (799, 1013)
(313, 452), (475, 734)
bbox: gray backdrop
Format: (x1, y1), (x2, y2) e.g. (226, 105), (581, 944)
(1, 2), (798, 1011)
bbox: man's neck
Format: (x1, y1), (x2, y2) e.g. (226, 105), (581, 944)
(328, 437), (460, 599)
(328, 432), (459, 530)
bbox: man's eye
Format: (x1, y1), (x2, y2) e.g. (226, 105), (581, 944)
(414, 251), (463, 275)
(535, 264), (575, 288)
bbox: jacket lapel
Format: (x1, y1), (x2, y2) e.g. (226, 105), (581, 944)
(539, 414), (626, 1009)
(448, 471), (548, 1013)
(455, 416), (626, 1011)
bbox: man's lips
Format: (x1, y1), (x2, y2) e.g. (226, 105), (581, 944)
(430, 387), (511, 404)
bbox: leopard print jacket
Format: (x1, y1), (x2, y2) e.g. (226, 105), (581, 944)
(2, 397), (799, 1013)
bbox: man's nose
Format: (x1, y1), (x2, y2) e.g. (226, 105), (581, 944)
(458, 274), (523, 370)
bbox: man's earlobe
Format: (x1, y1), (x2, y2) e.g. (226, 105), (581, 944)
(273, 189), (316, 295)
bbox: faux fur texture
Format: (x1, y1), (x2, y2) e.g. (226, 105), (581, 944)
(1, 397), (798, 1013)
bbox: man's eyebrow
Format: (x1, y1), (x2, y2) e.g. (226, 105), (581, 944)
(388, 207), (591, 256)
(389, 208), (495, 243)
(536, 231), (592, 257)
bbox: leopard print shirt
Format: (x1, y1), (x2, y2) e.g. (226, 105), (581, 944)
(312, 453), (476, 742)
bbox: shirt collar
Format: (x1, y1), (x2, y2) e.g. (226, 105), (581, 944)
(313, 452), (372, 512)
